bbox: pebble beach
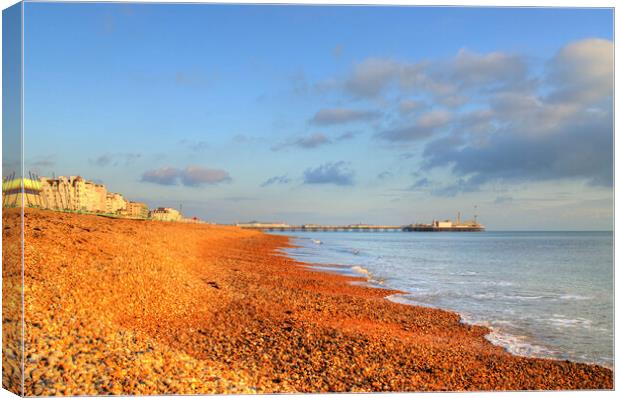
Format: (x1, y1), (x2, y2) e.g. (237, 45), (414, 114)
(2, 208), (614, 395)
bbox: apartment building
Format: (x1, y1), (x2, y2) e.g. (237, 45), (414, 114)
(123, 201), (149, 219)
(39, 176), (108, 213)
(40, 176), (82, 211)
(106, 192), (127, 214)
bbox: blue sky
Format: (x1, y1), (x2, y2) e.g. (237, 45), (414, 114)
(21, 3), (613, 229)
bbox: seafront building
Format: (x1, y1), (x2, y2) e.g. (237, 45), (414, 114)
(38, 175), (81, 211)
(38, 176), (110, 213)
(91, 182), (108, 213)
(2, 174), (189, 223)
(106, 192), (127, 214)
(122, 201), (150, 219)
(150, 207), (182, 222)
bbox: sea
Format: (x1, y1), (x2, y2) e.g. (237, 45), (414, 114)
(272, 231), (614, 369)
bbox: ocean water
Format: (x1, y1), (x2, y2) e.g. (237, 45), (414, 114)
(272, 231), (614, 369)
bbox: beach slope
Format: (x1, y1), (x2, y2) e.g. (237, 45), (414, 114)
(12, 208), (613, 394)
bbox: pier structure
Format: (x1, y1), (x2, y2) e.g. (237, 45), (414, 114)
(402, 212), (485, 232)
(237, 212), (485, 232)
(401, 224), (485, 232)
(237, 223), (484, 232)
(237, 223), (403, 232)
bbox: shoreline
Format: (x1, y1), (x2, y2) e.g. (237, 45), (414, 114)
(385, 292), (615, 372)
(277, 232), (615, 372)
(7, 209), (614, 394)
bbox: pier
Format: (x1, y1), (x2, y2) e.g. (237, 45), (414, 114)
(237, 223), (485, 232)
(238, 224), (403, 232)
(236, 213), (485, 232)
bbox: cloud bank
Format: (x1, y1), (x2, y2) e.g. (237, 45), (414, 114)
(322, 38), (612, 195)
(141, 166), (231, 187)
(261, 175), (291, 187)
(421, 38), (613, 194)
(303, 161), (354, 186)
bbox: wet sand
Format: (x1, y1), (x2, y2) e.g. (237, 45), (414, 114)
(3, 208), (613, 395)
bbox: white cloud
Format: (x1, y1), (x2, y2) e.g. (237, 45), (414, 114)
(303, 161), (354, 186)
(417, 109), (452, 129)
(377, 109), (452, 142)
(181, 166), (231, 187)
(141, 166), (231, 187)
(450, 48), (527, 88)
(344, 58), (401, 98)
(547, 38), (613, 104)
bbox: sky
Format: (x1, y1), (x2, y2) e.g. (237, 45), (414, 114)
(19, 3), (613, 229)
(2, 2), (21, 178)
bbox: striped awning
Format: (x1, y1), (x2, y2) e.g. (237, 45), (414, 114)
(2, 178), (43, 193)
